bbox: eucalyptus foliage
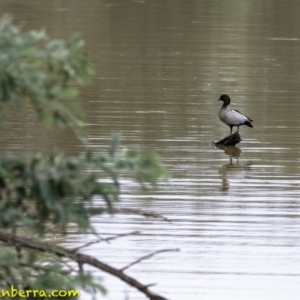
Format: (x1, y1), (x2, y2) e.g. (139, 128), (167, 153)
(0, 144), (166, 236)
(0, 16), (167, 299)
(0, 15), (93, 139)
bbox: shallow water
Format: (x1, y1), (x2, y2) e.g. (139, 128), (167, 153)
(1, 1), (300, 299)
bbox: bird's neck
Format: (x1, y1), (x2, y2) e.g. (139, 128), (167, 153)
(221, 102), (229, 111)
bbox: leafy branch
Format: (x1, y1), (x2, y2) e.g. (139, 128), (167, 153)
(0, 15), (93, 140)
(0, 15), (171, 300)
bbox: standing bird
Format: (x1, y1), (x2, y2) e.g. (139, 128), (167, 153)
(218, 94), (253, 136)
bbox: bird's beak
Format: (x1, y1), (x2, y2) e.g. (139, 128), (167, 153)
(218, 98), (221, 101)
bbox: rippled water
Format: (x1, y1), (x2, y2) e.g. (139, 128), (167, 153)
(1, 1), (300, 299)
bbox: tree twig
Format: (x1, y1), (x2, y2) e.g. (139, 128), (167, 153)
(101, 230), (140, 243)
(120, 248), (180, 272)
(72, 231), (140, 251)
(0, 231), (169, 300)
(87, 206), (171, 223)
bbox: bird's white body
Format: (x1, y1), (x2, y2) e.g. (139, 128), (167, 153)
(219, 108), (251, 126)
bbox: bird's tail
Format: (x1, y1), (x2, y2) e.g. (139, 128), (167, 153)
(244, 120), (253, 128)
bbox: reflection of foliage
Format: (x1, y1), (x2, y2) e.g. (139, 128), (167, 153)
(0, 16), (168, 299)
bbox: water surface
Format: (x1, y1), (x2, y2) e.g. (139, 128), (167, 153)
(1, 1), (300, 300)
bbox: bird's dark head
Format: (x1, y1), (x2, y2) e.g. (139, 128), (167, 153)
(218, 94), (231, 105)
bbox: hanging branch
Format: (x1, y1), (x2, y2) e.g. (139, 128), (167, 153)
(0, 231), (170, 300)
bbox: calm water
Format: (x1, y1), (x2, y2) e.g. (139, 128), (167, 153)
(1, 1), (300, 299)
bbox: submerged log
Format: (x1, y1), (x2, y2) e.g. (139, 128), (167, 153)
(213, 132), (241, 146)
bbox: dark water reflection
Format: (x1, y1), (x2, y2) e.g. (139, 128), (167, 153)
(1, 1), (300, 299)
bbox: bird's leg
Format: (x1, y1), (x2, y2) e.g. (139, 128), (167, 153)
(229, 126), (233, 136)
(236, 126), (240, 134)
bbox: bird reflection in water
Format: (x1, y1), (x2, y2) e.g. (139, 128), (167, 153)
(216, 145), (252, 191)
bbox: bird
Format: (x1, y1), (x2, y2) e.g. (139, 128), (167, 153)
(218, 94), (253, 136)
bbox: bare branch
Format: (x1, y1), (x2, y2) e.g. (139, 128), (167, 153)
(78, 261), (84, 276)
(101, 230), (140, 243)
(114, 208), (171, 223)
(62, 262), (78, 274)
(72, 231), (140, 252)
(0, 231), (169, 300)
(145, 283), (157, 288)
(87, 206), (172, 223)
(120, 248), (180, 272)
